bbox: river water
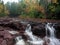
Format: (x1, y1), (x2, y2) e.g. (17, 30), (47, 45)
(14, 23), (60, 45)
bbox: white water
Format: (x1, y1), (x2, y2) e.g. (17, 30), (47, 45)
(15, 23), (60, 45)
(9, 31), (19, 34)
(46, 23), (60, 45)
(15, 36), (26, 45)
(46, 23), (55, 37)
(25, 24), (36, 41)
(25, 24), (44, 45)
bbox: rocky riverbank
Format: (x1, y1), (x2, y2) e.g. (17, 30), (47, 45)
(0, 18), (60, 45)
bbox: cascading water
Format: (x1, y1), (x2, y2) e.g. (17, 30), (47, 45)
(25, 24), (36, 41)
(25, 24), (44, 45)
(46, 23), (55, 37)
(46, 23), (60, 45)
(15, 23), (60, 45)
(15, 36), (26, 45)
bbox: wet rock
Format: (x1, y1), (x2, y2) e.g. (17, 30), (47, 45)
(32, 28), (46, 38)
(43, 37), (50, 45)
(0, 18), (59, 45)
(31, 23), (46, 38)
(53, 23), (60, 39)
(22, 34), (28, 41)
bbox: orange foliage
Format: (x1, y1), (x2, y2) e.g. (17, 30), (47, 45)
(25, 0), (45, 14)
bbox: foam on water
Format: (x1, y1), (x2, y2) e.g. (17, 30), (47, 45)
(15, 36), (26, 45)
(25, 24), (44, 45)
(9, 31), (19, 34)
(15, 23), (60, 45)
(46, 23), (60, 45)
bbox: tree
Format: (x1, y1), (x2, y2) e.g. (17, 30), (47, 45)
(5, 2), (19, 17)
(18, 0), (27, 15)
(47, 2), (60, 19)
(5, 0), (27, 17)
(0, 0), (8, 17)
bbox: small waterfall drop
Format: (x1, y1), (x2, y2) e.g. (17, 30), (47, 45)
(25, 24), (36, 41)
(25, 24), (44, 45)
(46, 23), (55, 37)
(46, 23), (60, 45)
(15, 23), (60, 45)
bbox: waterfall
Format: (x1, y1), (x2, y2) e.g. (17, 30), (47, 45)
(25, 24), (36, 41)
(46, 23), (55, 37)
(46, 23), (60, 45)
(15, 23), (60, 45)
(25, 24), (44, 45)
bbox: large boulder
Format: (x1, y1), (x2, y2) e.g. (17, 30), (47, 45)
(31, 23), (46, 38)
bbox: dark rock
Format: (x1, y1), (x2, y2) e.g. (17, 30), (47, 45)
(22, 34), (28, 41)
(53, 23), (60, 39)
(3, 23), (20, 30)
(0, 18), (60, 45)
(31, 23), (46, 38)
